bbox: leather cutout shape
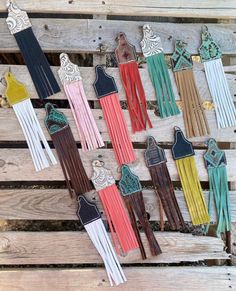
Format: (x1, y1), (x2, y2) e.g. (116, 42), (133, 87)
(58, 53), (82, 84)
(199, 26), (222, 62)
(93, 65), (118, 98)
(4, 71), (29, 105)
(140, 24), (163, 58)
(171, 40), (193, 72)
(115, 32), (137, 64)
(91, 160), (115, 191)
(77, 196), (101, 226)
(44, 103), (68, 135)
(119, 165), (142, 196)
(172, 127), (194, 160)
(144, 136), (166, 167)
(204, 138), (226, 168)
(6, 0), (32, 35)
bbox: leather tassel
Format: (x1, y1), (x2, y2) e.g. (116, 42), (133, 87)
(144, 136), (184, 230)
(171, 127), (210, 225)
(115, 32), (152, 133)
(204, 139), (231, 235)
(91, 160), (139, 254)
(6, 1), (60, 99)
(93, 65), (136, 165)
(199, 26), (236, 128)
(58, 54), (104, 151)
(119, 165), (162, 259)
(4, 71), (57, 172)
(44, 103), (92, 197)
(140, 24), (180, 118)
(171, 40), (209, 138)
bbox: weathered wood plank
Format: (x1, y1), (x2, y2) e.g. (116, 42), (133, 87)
(0, 0), (236, 18)
(0, 189), (235, 223)
(1, 20), (236, 54)
(0, 231), (228, 265)
(0, 149), (235, 182)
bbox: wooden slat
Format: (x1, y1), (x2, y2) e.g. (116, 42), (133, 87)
(0, 189), (235, 223)
(1, 20), (236, 54)
(0, 231), (228, 265)
(0, 267), (235, 291)
(0, 0), (236, 18)
(1, 108), (236, 143)
(0, 149), (236, 182)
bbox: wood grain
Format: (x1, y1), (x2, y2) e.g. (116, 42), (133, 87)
(0, 189), (235, 223)
(0, 231), (228, 265)
(1, 20), (236, 54)
(0, 0), (236, 18)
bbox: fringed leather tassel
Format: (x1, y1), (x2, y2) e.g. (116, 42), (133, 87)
(172, 127), (210, 225)
(171, 40), (209, 138)
(93, 65), (136, 165)
(144, 136), (184, 230)
(119, 165), (162, 259)
(91, 160), (139, 254)
(199, 26), (236, 128)
(4, 71), (56, 172)
(58, 54), (104, 151)
(6, 1), (60, 99)
(115, 32), (152, 133)
(77, 196), (126, 286)
(141, 24), (180, 118)
(204, 139), (231, 235)
(44, 103), (92, 197)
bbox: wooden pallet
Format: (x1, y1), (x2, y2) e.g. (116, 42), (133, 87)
(0, 1), (236, 290)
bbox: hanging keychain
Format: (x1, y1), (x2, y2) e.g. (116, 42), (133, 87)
(199, 26), (236, 128)
(144, 136), (184, 230)
(140, 24), (180, 118)
(6, 0), (60, 99)
(115, 32), (152, 133)
(91, 160), (139, 254)
(93, 65), (136, 165)
(58, 53), (104, 151)
(171, 127), (210, 225)
(4, 70), (57, 171)
(171, 40), (209, 138)
(204, 139), (231, 235)
(119, 165), (162, 260)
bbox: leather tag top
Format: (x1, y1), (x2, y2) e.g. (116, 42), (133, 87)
(93, 65), (118, 98)
(115, 32), (137, 64)
(77, 196), (101, 226)
(171, 40), (193, 72)
(171, 127), (194, 160)
(58, 53), (82, 84)
(91, 160), (115, 191)
(119, 165), (142, 196)
(144, 136), (167, 167)
(44, 103), (68, 135)
(4, 72), (29, 105)
(204, 138), (226, 168)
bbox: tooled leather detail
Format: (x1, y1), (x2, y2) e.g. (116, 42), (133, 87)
(119, 165), (142, 196)
(144, 136), (166, 167)
(58, 53), (82, 84)
(44, 103), (68, 134)
(91, 160), (115, 191)
(140, 24), (163, 57)
(6, 1), (32, 35)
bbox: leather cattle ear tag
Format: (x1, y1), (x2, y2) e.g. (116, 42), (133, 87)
(119, 165), (162, 259)
(58, 54), (104, 152)
(171, 127), (210, 225)
(3, 71), (56, 172)
(144, 136), (184, 230)
(114, 32), (152, 133)
(204, 139), (231, 235)
(140, 25), (180, 119)
(77, 195), (126, 286)
(92, 66), (136, 166)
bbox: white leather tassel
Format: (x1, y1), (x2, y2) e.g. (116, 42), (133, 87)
(13, 99), (57, 171)
(85, 219), (126, 286)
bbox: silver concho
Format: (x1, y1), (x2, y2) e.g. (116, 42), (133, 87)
(91, 160), (115, 191)
(58, 53), (82, 84)
(6, 1), (32, 35)
(140, 24), (163, 57)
